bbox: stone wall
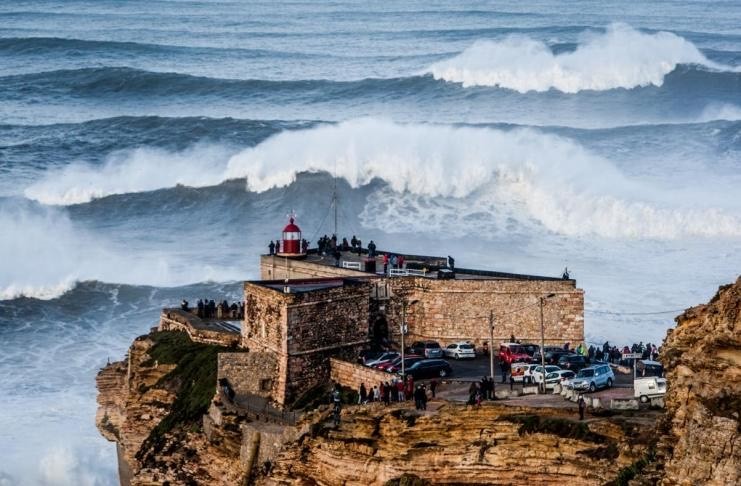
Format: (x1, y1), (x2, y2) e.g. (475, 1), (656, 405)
(380, 277), (584, 348)
(242, 279), (372, 406)
(159, 310), (240, 347)
(329, 358), (395, 391)
(217, 352), (280, 401)
(260, 255), (367, 280)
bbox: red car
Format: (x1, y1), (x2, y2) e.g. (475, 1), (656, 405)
(377, 355), (423, 372)
(498, 343), (531, 365)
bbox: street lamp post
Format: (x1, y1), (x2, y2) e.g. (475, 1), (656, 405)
(400, 299), (418, 377)
(539, 293), (556, 392)
(489, 311), (495, 383)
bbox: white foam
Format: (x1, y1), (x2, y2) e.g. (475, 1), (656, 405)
(427, 23), (737, 93)
(0, 204), (248, 300)
(20, 119), (741, 241)
(225, 118), (741, 239)
(24, 144), (234, 205)
(698, 103), (741, 122)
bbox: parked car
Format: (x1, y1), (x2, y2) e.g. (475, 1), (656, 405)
(409, 341), (444, 358)
(636, 360), (664, 378)
(365, 352), (399, 367)
(532, 347), (570, 365)
(531, 365), (561, 384)
(401, 359), (453, 379)
(518, 343), (540, 357)
(512, 363), (540, 383)
(377, 355), (423, 372)
(569, 364), (615, 392)
(498, 343), (531, 365)
(358, 350), (386, 365)
(557, 354), (588, 371)
(634, 376), (667, 403)
(443, 342), (476, 359)
(544, 370), (576, 389)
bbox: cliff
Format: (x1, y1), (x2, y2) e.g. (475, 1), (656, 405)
(96, 331), (245, 485)
(651, 277), (740, 485)
(257, 404), (653, 485)
(96, 278), (741, 485)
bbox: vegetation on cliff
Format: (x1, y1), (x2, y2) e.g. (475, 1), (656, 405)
(136, 331), (232, 462)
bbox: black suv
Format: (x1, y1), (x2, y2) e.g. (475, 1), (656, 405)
(401, 359), (452, 379)
(557, 354), (588, 371)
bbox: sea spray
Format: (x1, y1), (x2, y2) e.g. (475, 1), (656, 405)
(428, 23), (736, 92)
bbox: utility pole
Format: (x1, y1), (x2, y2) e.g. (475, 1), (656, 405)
(401, 301), (407, 377)
(539, 297), (546, 392)
(539, 293), (556, 392)
(489, 311), (495, 383)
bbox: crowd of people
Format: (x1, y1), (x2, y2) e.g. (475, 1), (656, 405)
(353, 376), (437, 411)
(267, 238), (309, 255)
(466, 377), (497, 406)
(595, 341), (660, 364)
(180, 298), (244, 320)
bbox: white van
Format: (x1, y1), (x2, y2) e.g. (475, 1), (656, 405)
(634, 377), (667, 403)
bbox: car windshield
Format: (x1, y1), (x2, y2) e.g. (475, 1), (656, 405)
(461, 344), (474, 349)
(577, 369), (595, 377)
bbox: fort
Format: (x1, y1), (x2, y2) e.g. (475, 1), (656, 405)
(169, 216), (584, 407)
(94, 218), (740, 485)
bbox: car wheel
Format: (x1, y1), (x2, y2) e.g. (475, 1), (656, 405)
(640, 395), (649, 403)
(439, 369), (447, 377)
(607, 378), (613, 388)
(589, 383), (596, 393)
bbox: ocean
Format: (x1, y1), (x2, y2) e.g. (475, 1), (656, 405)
(0, 0), (739, 483)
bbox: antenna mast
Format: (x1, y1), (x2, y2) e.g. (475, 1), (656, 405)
(332, 162), (338, 236)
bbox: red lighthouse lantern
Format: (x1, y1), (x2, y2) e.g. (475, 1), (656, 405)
(277, 215), (305, 258)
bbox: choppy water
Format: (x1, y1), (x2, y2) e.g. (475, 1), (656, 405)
(0, 1), (739, 484)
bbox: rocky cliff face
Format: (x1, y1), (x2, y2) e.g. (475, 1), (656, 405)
(96, 331), (244, 485)
(257, 404), (652, 485)
(653, 277), (740, 485)
(97, 279), (740, 486)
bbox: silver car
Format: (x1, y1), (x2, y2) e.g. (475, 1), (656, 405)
(569, 364), (615, 392)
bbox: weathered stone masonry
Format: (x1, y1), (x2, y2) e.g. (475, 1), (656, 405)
(381, 277), (584, 348)
(242, 279), (371, 405)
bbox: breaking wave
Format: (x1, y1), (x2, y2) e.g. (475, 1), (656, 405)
(427, 23), (739, 93)
(23, 119), (741, 240)
(0, 200), (247, 300)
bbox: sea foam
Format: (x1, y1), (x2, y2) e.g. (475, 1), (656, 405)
(22, 119), (741, 240)
(427, 23), (737, 93)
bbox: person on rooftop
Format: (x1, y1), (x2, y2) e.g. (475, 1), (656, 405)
(268, 240), (275, 255)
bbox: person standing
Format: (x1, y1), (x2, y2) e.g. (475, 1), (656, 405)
(578, 396), (586, 421)
(359, 383), (367, 404)
(430, 379), (438, 398)
(268, 240), (275, 255)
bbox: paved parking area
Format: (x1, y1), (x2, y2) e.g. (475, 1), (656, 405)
(440, 355), (635, 387)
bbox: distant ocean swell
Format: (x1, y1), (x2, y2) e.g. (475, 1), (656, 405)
(18, 119), (741, 241)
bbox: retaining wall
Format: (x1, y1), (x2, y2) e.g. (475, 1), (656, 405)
(329, 358), (395, 390)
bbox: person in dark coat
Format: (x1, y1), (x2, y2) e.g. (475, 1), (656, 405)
(268, 240), (275, 255)
(359, 383), (367, 404)
(578, 396), (586, 420)
(430, 379), (438, 398)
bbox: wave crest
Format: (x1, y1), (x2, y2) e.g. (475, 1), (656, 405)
(22, 119), (741, 240)
(427, 23), (736, 93)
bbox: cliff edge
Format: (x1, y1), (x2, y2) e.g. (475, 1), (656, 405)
(653, 277), (740, 485)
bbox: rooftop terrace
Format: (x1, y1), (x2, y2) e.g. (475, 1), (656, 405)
(265, 248), (571, 283)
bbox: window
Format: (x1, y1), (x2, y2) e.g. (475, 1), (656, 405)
(260, 379), (272, 391)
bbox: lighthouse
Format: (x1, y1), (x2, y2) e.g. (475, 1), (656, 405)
(276, 215), (306, 258)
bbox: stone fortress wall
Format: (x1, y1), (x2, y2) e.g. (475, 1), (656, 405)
(259, 255), (584, 348)
(329, 357), (394, 392)
(242, 278), (370, 406)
